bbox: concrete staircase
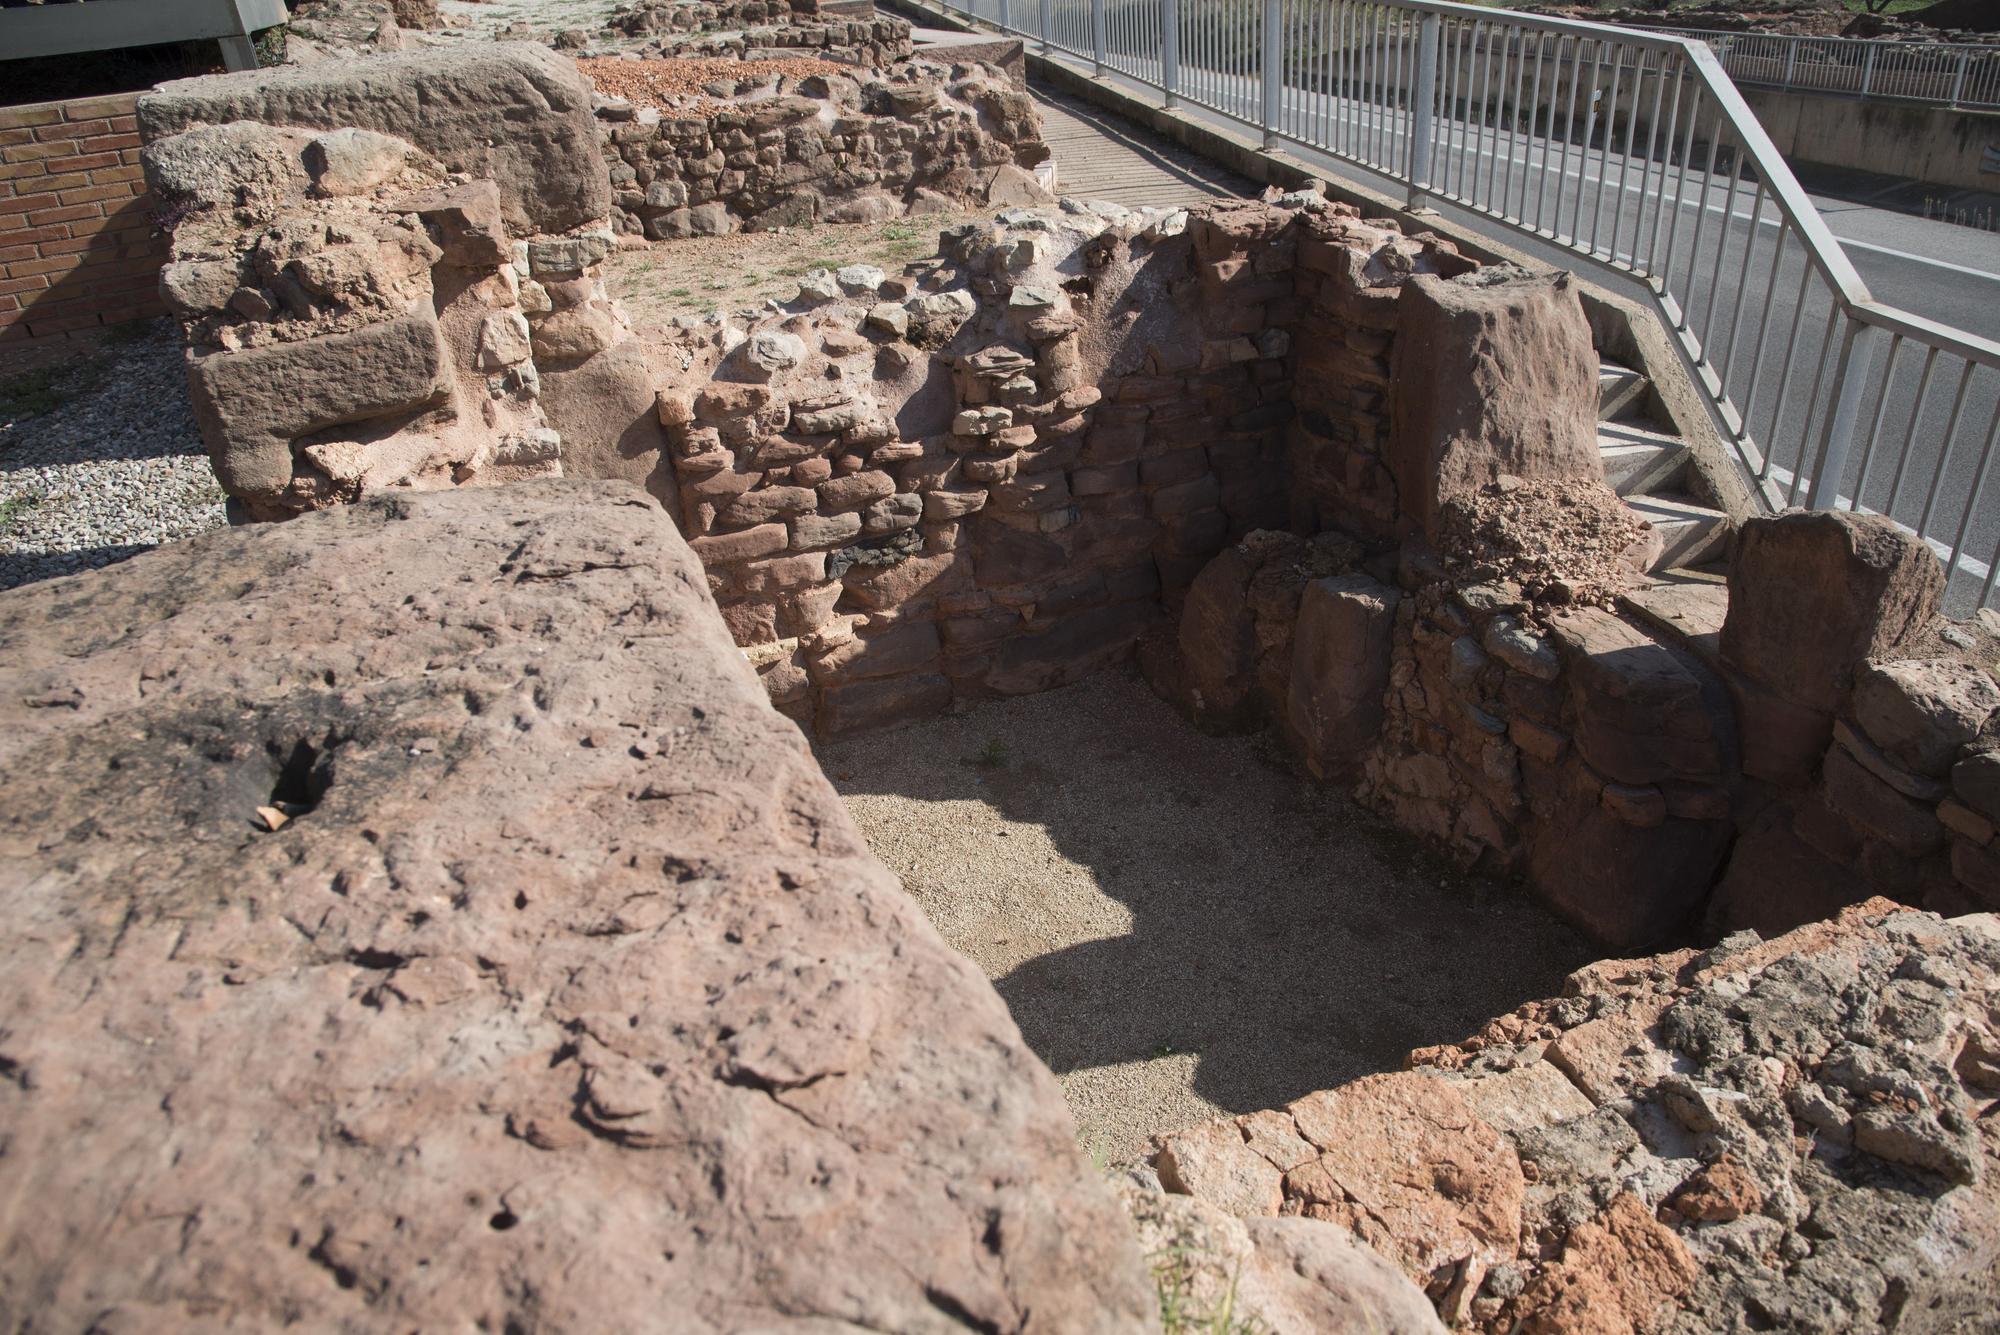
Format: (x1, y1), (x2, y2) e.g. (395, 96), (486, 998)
(1597, 358), (1732, 574)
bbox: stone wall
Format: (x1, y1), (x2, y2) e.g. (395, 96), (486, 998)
(0, 92), (169, 344)
(597, 57), (1051, 237)
(0, 478), (1156, 1330)
(648, 199), (1459, 736)
(137, 47), (669, 524)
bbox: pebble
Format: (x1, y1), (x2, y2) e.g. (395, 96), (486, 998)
(0, 321), (224, 592)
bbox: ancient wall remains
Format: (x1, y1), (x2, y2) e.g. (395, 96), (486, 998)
(645, 199), (1464, 736)
(0, 92), (168, 344)
(0, 478), (1158, 1331)
(136, 47), (655, 523)
(594, 56), (1051, 237)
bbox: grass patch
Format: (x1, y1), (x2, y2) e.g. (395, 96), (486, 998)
(970, 736), (1010, 769)
(0, 369), (82, 424)
(1153, 1247), (1265, 1335)
(0, 492), (44, 539)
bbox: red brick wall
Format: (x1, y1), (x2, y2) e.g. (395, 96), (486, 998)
(0, 93), (170, 344)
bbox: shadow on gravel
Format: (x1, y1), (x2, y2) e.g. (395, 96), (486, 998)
(0, 543), (156, 593)
(819, 668), (1596, 1148)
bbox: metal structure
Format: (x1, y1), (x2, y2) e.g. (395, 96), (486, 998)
(1643, 26), (2000, 111)
(937, 0), (2000, 608)
(0, 0), (287, 72)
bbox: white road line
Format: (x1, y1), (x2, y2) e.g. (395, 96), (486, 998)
(1834, 236), (2000, 285)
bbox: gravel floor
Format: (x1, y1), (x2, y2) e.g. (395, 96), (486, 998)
(0, 322), (223, 592)
(820, 669), (1598, 1166)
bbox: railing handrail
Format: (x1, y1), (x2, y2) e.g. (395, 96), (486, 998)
(1645, 23), (2000, 59)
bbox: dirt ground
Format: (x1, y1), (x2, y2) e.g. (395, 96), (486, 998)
(818, 668), (1598, 1166)
(601, 214), (984, 329)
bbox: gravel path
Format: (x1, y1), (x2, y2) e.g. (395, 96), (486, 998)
(820, 669), (1597, 1166)
(0, 322), (223, 592)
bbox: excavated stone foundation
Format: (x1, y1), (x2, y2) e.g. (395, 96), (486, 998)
(5, 35), (1988, 1332)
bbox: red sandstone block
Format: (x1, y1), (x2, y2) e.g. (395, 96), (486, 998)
(26, 204), (103, 228)
(0, 275), (51, 296)
(0, 107), (62, 132)
(62, 94), (139, 121)
(59, 185), (134, 208)
(82, 133), (144, 154)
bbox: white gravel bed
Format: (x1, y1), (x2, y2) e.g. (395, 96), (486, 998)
(0, 321), (225, 592)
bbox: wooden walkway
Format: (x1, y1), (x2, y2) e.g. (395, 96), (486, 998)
(1033, 84), (1253, 210)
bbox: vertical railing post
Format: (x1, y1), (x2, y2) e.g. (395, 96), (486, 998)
(1781, 37), (1796, 90)
(1261, 0), (1282, 149)
(1949, 50), (1969, 106)
(1162, 0), (1180, 108)
(1860, 43), (1877, 97)
(1406, 11), (1441, 208)
(999, 0), (1011, 34)
(1090, 0), (1107, 74)
(220, 0), (264, 70)
(1039, 0), (1050, 54)
(1806, 321), (1878, 511)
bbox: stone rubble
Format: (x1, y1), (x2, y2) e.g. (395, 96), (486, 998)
(1153, 898), (2000, 1333)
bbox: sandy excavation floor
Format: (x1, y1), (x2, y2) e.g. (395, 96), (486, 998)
(819, 669), (1598, 1166)
(602, 216), (984, 328)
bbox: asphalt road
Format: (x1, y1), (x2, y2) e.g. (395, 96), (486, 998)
(1033, 39), (2000, 604)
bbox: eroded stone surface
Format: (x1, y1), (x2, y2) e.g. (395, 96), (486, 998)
(0, 480), (1152, 1332)
(1156, 900), (2000, 1333)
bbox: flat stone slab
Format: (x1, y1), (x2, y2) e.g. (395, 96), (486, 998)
(0, 480), (1150, 1330)
(1619, 577), (1729, 668)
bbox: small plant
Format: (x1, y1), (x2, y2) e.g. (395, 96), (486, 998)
(0, 368), (80, 424)
(1151, 1041), (1175, 1059)
(1152, 1246), (1266, 1335)
(0, 492), (44, 538)
(881, 220), (920, 242)
(669, 287), (692, 298)
(974, 736), (1009, 768)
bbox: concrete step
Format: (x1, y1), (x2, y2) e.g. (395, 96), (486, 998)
(1598, 359), (1649, 423)
(1599, 420), (1688, 498)
(1627, 494), (1732, 573)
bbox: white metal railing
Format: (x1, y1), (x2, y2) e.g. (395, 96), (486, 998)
(1642, 27), (2000, 111)
(926, 0), (2000, 610)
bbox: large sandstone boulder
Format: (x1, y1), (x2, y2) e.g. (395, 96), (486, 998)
(138, 45), (610, 235)
(1388, 266), (1600, 540)
(1721, 508), (1943, 781)
(1155, 899), (2000, 1332)
(0, 481), (1152, 1331)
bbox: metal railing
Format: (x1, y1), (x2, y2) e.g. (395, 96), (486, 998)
(1642, 27), (2000, 110)
(926, 0), (2000, 609)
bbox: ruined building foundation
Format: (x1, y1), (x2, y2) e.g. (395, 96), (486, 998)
(1, 34), (1997, 1335)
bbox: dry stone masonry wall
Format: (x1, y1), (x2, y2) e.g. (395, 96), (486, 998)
(594, 56), (1051, 237)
